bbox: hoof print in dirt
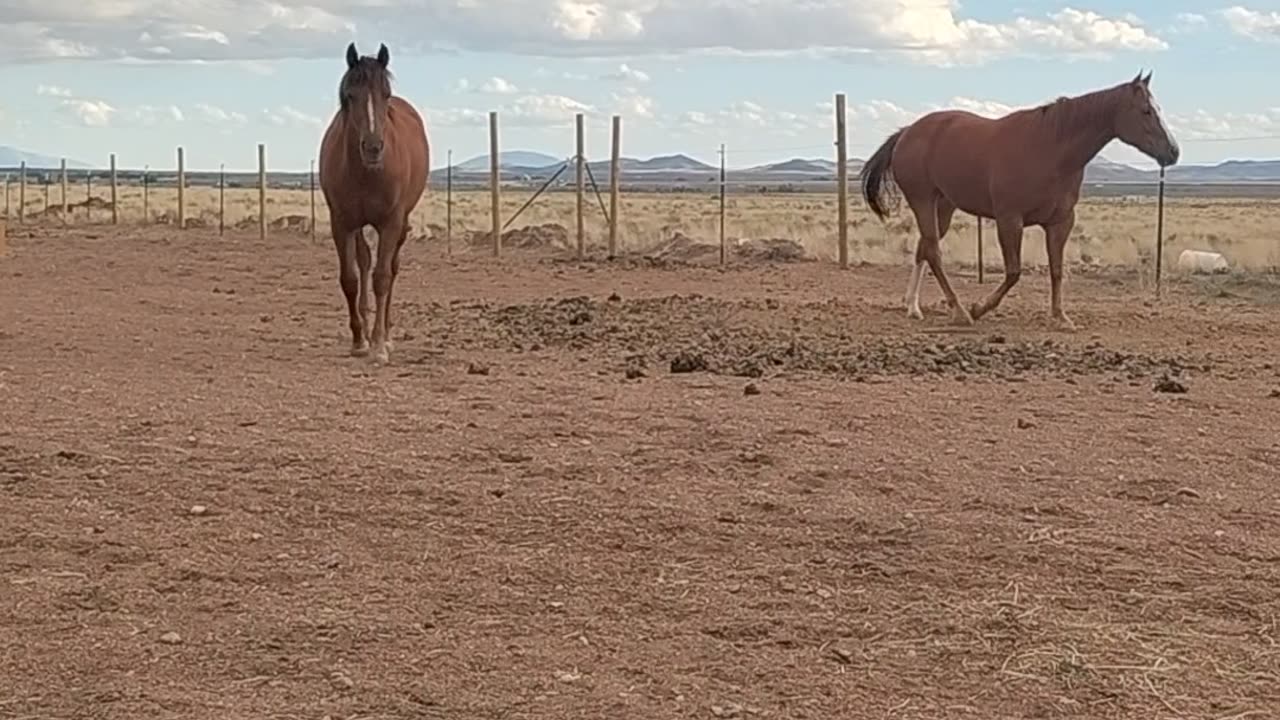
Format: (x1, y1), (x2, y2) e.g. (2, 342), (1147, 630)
(1269, 389), (1280, 398)
(1016, 418), (1035, 429)
(607, 292), (622, 302)
(1153, 373), (1188, 394)
(467, 362), (491, 376)
(625, 366), (646, 380)
(670, 351), (708, 374)
(743, 383), (761, 396)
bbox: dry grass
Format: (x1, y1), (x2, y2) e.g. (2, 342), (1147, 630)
(7, 183), (1280, 272)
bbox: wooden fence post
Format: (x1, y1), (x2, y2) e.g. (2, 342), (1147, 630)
(258, 143), (267, 240)
(142, 166), (150, 223)
(719, 143), (727, 265)
(219, 164), (226, 236)
(177, 146), (186, 229)
(60, 159), (68, 222)
(18, 162), (25, 225)
(446, 149), (453, 256)
(309, 158), (316, 242)
(608, 114), (620, 259)
(575, 113), (585, 259)
(110, 153), (118, 224)
(835, 93), (849, 268)
(489, 111), (501, 257)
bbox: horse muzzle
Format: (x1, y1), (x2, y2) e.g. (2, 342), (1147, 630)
(360, 139), (386, 168)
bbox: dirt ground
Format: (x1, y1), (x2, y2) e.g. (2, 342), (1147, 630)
(2, 223), (1279, 720)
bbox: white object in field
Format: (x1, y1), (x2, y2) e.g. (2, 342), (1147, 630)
(1176, 249), (1229, 274)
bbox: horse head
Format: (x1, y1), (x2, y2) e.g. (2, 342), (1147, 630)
(339, 42), (394, 169)
(1113, 70), (1180, 168)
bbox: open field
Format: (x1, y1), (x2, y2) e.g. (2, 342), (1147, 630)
(5, 185), (1280, 273)
(2, 220), (1279, 719)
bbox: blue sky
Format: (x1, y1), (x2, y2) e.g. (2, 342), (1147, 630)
(1, 1), (1279, 171)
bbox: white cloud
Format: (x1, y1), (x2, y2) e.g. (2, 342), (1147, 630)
(1221, 6), (1280, 41)
(130, 104), (185, 125)
(195, 102), (249, 125)
(0, 1), (1166, 66)
(36, 84), (72, 97)
(612, 90), (655, 118)
(601, 63), (650, 83)
(264, 105), (323, 128)
(59, 98), (116, 127)
(480, 76), (519, 94)
(427, 92), (596, 128)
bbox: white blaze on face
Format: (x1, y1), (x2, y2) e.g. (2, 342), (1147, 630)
(367, 94), (376, 134)
(1148, 89), (1178, 154)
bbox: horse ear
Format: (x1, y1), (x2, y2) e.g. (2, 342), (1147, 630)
(1142, 70), (1152, 86)
(1131, 69), (1144, 85)
(377, 44), (390, 68)
(346, 43), (358, 69)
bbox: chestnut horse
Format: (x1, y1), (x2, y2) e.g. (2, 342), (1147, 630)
(860, 72), (1179, 330)
(318, 42), (429, 363)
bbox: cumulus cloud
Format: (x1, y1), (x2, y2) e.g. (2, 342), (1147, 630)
(195, 102), (249, 125)
(1221, 6), (1280, 41)
(59, 98), (116, 126)
(480, 76), (519, 94)
(0, 1), (1166, 66)
(427, 92), (596, 128)
(36, 84), (72, 97)
(265, 105), (323, 128)
(601, 63), (650, 83)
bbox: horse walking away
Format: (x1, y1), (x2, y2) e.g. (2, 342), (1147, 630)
(319, 42), (430, 363)
(860, 72), (1179, 330)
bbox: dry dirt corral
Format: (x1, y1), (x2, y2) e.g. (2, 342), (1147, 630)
(2, 223), (1280, 720)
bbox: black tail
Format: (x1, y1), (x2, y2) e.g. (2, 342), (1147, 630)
(860, 127), (904, 221)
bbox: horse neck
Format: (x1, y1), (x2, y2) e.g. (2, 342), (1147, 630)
(1047, 89), (1121, 173)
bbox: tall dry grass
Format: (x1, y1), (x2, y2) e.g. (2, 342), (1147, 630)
(5, 181), (1279, 271)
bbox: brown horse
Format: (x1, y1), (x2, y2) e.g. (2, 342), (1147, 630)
(860, 72), (1179, 330)
(318, 42), (429, 363)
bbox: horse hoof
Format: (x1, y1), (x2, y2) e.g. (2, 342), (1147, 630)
(371, 344), (390, 365)
(1053, 314), (1077, 332)
(350, 342), (370, 357)
(907, 306), (924, 321)
(951, 305), (976, 326)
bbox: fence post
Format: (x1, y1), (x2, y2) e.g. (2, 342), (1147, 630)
(575, 113), (585, 259)
(43, 175), (49, 213)
(719, 143), (727, 265)
(258, 143), (267, 240)
(835, 93), (849, 268)
(446, 149), (453, 256)
(977, 218), (984, 283)
(18, 162), (25, 225)
(142, 165), (150, 223)
(60, 159), (68, 222)
(177, 146), (185, 229)
(1155, 166), (1166, 296)
(4, 173), (9, 219)
(110, 153), (118, 224)
(489, 111), (501, 257)
(85, 172), (92, 223)
(309, 158), (316, 242)
(219, 164), (226, 236)
(608, 114), (620, 259)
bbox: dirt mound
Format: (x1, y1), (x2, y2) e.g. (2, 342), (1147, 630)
(469, 294), (1211, 381)
(645, 233), (809, 265)
(465, 223), (570, 251)
(269, 214), (311, 233)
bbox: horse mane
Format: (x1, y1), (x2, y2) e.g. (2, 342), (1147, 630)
(338, 58), (394, 110)
(1029, 84), (1126, 139)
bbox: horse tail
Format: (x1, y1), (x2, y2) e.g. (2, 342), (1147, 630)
(860, 127), (905, 221)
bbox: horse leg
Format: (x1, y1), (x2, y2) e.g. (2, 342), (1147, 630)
(355, 228), (373, 345)
(909, 197), (972, 326)
(1044, 211), (1076, 331)
(369, 216), (405, 364)
(903, 199), (957, 320)
(384, 222), (410, 352)
(333, 225), (369, 356)
(970, 215), (1024, 321)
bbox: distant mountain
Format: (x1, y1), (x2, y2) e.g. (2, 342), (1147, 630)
(451, 151), (562, 172)
(0, 146), (92, 170)
(424, 148), (1280, 187)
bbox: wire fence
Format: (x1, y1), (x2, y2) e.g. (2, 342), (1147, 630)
(3, 112), (1279, 282)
